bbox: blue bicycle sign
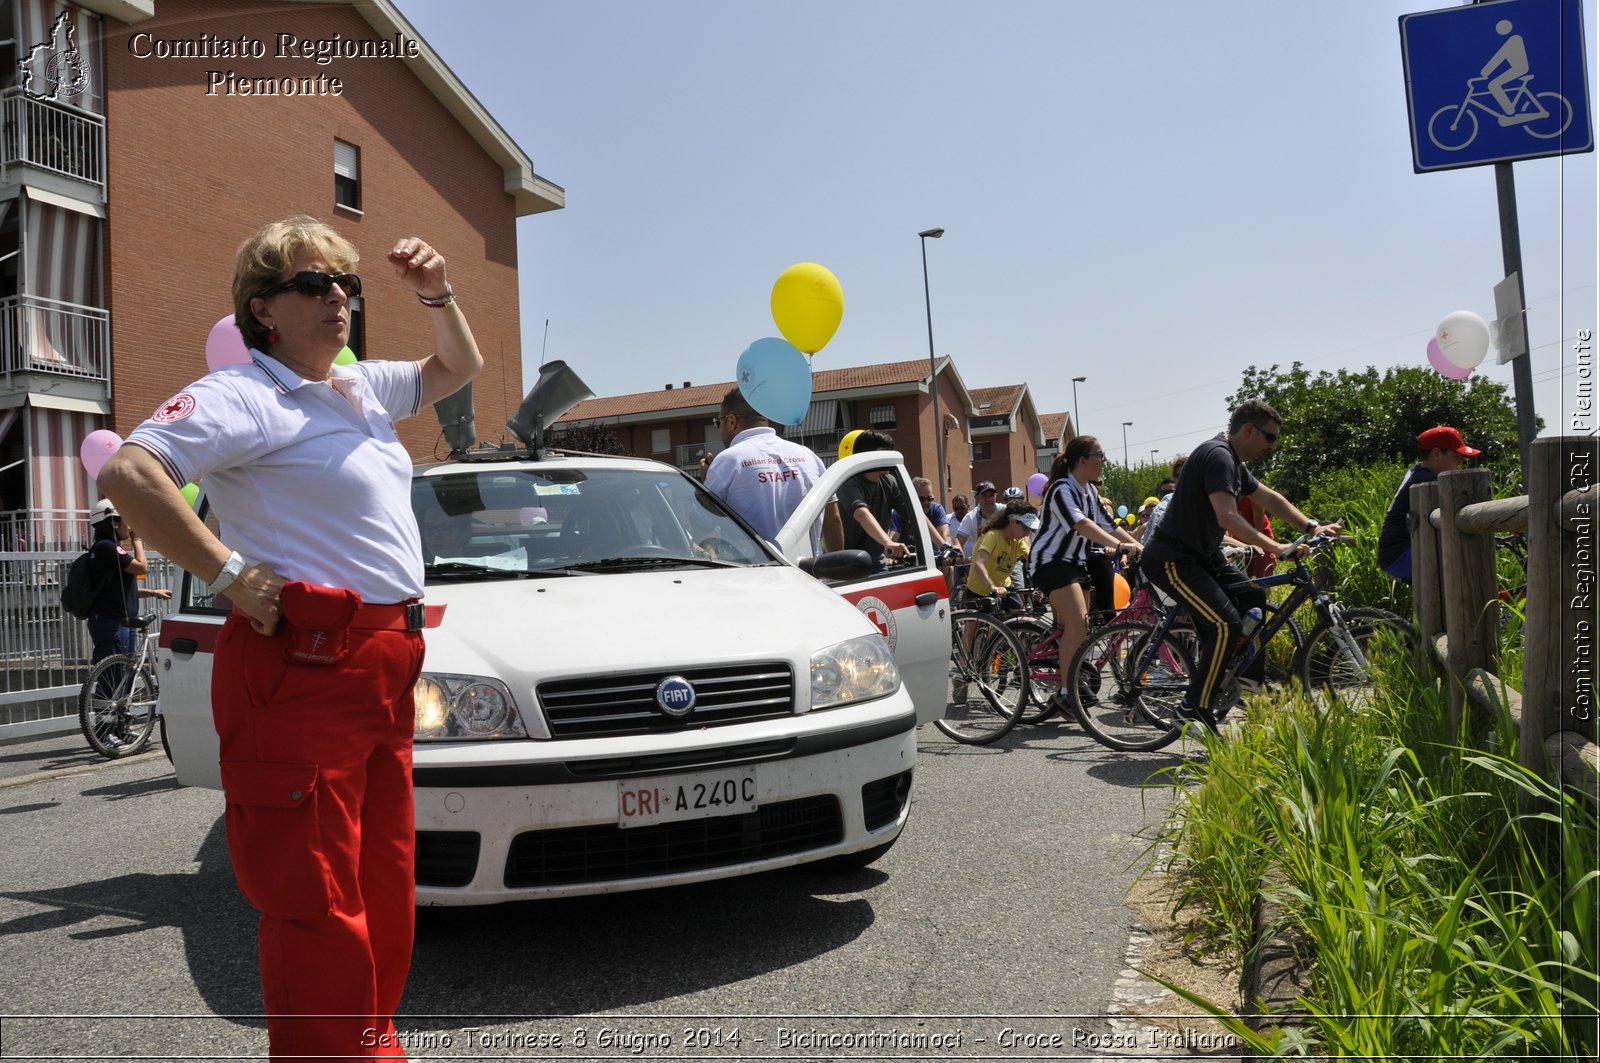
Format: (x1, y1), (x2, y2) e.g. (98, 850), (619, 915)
(1400, 0), (1593, 173)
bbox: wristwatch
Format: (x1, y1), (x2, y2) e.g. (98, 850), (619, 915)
(1305, 518), (1319, 534)
(210, 551), (245, 596)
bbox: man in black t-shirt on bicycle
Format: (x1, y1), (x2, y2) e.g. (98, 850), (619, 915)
(1142, 399), (1339, 721)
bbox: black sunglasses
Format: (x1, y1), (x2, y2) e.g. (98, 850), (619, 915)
(1255, 425), (1279, 444)
(259, 270), (362, 299)
(918, 495), (934, 503)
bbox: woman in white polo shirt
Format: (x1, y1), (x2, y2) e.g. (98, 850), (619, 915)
(98, 215), (482, 1062)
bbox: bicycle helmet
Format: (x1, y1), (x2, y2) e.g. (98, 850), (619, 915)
(1001, 486), (1024, 501)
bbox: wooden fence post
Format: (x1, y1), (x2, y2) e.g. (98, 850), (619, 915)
(1438, 468), (1497, 737)
(1525, 437), (1600, 790)
(1410, 480), (1443, 648)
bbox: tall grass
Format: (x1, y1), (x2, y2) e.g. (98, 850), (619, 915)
(1151, 653), (1598, 1058)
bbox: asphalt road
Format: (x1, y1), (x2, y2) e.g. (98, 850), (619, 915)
(0, 721), (1208, 1061)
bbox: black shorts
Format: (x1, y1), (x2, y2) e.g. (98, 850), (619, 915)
(1031, 559), (1091, 596)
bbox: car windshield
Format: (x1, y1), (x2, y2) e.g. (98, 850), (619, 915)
(413, 465), (779, 577)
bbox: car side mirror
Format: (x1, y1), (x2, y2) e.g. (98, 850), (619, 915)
(798, 549), (874, 581)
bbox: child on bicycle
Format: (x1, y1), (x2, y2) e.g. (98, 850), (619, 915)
(962, 502), (1037, 613)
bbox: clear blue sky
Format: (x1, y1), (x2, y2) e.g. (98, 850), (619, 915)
(398, 0), (1598, 465)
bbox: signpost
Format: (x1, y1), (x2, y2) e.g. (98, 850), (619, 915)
(1399, 0), (1594, 475)
(1400, 0), (1592, 173)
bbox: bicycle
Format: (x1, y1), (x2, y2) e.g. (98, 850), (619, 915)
(79, 614), (161, 759)
(1427, 75), (1573, 151)
(1005, 555), (1305, 726)
(1063, 534), (1413, 752)
(936, 605), (1030, 744)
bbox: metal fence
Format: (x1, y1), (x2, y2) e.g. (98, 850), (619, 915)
(0, 87), (107, 190)
(0, 548), (179, 738)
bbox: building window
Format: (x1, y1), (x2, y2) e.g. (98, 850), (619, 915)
(651, 428), (670, 453)
(334, 140), (361, 212)
(972, 441), (992, 462)
(869, 404), (896, 429)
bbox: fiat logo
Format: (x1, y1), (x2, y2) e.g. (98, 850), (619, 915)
(654, 676), (696, 718)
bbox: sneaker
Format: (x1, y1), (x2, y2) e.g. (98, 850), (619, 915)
(1175, 703), (1219, 732)
(1048, 690), (1078, 724)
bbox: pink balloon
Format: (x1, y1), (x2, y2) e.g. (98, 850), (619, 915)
(1427, 337), (1472, 381)
(79, 429), (122, 478)
(1026, 472), (1049, 497)
(205, 314), (251, 371)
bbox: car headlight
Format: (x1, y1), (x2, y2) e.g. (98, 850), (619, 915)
(413, 673), (527, 740)
(810, 634), (900, 710)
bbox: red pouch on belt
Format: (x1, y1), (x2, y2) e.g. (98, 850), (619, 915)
(279, 581), (361, 666)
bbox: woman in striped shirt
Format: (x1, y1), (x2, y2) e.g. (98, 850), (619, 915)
(1027, 436), (1143, 714)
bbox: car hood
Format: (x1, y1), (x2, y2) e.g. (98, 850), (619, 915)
(419, 564), (875, 701)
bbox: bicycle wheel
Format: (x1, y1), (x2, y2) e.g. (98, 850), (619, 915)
(1295, 608), (1415, 695)
(79, 654), (157, 759)
(1524, 92), (1573, 139)
(1427, 103), (1478, 151)
(937, 611), (1028, 744)
(1066, 621), (1195, 752)
(1004, 616), (1061, 723)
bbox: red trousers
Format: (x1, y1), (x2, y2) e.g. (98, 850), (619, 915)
(214, 613), (425, 1062)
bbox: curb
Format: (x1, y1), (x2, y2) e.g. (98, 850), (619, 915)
(0, 747), (165, 790)
(1243, 881), (1312, 1055)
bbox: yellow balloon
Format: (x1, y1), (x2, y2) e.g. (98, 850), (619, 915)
(180, 482), (200, 509)
(838, 429), (863, 460)
(771, 263), (844, 355)
(333, 346), (357, 366)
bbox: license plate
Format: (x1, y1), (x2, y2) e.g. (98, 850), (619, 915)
(617, 767), (758, 829)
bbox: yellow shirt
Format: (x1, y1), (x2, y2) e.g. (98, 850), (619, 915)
(966, 528), (1029, 594)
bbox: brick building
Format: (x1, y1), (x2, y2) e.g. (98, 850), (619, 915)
(0, 0), (560, 545)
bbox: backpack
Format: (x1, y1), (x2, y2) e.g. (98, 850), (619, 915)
(60, 549), (102, 620)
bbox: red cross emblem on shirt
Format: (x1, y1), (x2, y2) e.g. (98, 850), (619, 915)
(152, 393), (197, 423)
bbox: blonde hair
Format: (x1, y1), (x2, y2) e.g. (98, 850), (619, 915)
(231, 215), (358, 352)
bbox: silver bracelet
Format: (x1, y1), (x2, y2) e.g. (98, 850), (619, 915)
(417, 285), (455, 308)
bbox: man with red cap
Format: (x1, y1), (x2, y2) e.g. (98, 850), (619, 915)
(1378, 426), (1481, 582)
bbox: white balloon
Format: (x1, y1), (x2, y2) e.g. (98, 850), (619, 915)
(1436, 310), (1490, 371)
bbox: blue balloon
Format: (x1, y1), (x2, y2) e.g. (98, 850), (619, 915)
(1116, 505), (1129, 518)
(736, 337), (812, 425)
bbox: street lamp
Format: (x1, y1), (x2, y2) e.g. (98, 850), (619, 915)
(919, 227), (946, 504)
(1070, 376), (1086, 438)
(1121, 421), (1133, 468)
(1150, 448), (1160, 465)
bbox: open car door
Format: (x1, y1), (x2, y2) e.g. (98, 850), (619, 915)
(776, 451), (950, 724)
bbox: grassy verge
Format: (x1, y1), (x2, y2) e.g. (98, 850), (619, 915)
(1146, 652), (1598, 1058)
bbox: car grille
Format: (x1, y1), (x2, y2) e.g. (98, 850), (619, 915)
(861, 770), (913, 832)
(539, 662), (795, 738)
(502, 795), (842, 887)
(415, 831), (481, 888)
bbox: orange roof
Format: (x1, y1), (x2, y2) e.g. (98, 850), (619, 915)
(970, 384), (1024, 415)
(1040, 411), (1068, 441)
(559, 357), (942, 423)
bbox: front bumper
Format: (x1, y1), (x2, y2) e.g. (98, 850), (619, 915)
(411, 698), (918, 904)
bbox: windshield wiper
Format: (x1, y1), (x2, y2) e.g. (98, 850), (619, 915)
(424, 562), (583, 580)
(564, 555), (744, 571)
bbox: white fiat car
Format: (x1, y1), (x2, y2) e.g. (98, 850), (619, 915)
(157, 447), (951, 905)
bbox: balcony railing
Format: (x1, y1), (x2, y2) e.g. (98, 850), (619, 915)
(0, 294), (110, 383)
(0, 87), (106, 192)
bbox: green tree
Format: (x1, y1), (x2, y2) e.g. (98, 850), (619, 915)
(1226, 362), (1528, 502)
